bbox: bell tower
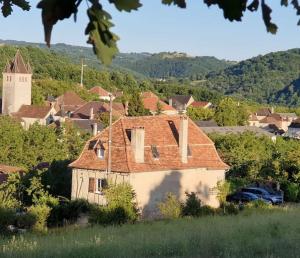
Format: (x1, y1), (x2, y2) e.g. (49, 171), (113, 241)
(2, 50), (32, 115)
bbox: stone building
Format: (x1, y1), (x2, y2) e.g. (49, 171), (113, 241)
(2, 50), (32, 115)
(70, 115), (228, 217)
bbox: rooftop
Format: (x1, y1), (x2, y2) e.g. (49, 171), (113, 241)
(70, 115), (228, 172)
(142, 92), (175, 112)
(12, 105), (52, 119)
(3, 50), (32, 74)
(89, 86), (111, 97)
(190, 101), (211, 108)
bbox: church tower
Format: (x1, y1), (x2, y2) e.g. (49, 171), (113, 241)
(2, 50), (32, 115)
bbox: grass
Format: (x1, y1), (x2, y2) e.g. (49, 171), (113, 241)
(1, 206), (300, 258)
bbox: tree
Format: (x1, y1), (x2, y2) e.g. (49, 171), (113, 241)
(187, 106), (214, 121)
(214, 97), (249, 126)
(128, 91), (150, 117)
(1, 0), (299, 65)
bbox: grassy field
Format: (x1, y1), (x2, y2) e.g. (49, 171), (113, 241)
(1, 206), (300, 258)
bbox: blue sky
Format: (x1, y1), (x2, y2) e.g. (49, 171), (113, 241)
(0, 1), (299, 61)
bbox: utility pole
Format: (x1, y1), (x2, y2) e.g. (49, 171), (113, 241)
(80, 58), (87, 88)
(107, 93), (113, 174)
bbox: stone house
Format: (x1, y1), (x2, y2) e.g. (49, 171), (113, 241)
(141, 92), (177, 115)
(89, 86), (115, 101)
(169, 95), (195, 111)
(70, 115), (228, 217)
(12, 105), (56, 129)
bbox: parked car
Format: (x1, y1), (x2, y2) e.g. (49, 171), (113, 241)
(226, 192), (272, 204)
(241, 187), (283, 204)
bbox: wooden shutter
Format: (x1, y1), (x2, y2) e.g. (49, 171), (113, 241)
(88, 178), (95, 193)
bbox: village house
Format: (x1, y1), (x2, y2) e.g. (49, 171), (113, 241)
(11, 105), (56, 129)
(141, 92), (176, 115)
(89, 86), (115, 101)
(169, 95), (195, 111)
(285, 118), (300, 139)
(54, 91), (86, 116)
(70, 115), (229, 217)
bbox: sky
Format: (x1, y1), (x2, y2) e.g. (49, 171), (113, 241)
(0, 1), (299, 61)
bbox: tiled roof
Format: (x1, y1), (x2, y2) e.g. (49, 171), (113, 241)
(142, 92), (175, 112)
(260, 114), (283, 124)
(289, 118), (300, 128)
(256, 108), (272, 116)
(201, 126), (275, 138)
(12, 105), (52, 119)
(195, 120), (218, 127)
(71, 101), (125, 119)
(70, 115), (229, 172)
(66, 119), (105, 133)
(3, 50), (32, 74)
(0, 164), (24, 174)
(170, 95), (193, 105)
(55, 91), (86, 113)
(89, 86), (110, 97)
(190, 101), (211, 108)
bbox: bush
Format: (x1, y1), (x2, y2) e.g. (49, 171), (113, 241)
(15, 213), (36, 229)
(245, 199), (272, 209)
(284, 183), (300, 202)
(28, 205), (51, 233)
(199, 205), (217, 216)
(182, 192), (202, 217)
(105, 183), (139, 222)
(0, 208), (16, 233)
(89, 206), (129, 225)
(221, 202), (239, 215)
(158, 193), (182, 219)
(48, 199), (92, 227)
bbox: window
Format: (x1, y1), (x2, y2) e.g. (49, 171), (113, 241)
(96, 178), (107, 194)
(151, 145), (160, 159)
(187, 145), (192, 157)
(88, 178), (95, 193)
(97, 148), (105, 159)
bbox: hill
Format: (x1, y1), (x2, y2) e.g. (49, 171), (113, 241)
(205, 49), (300, 104)
(0, 39), (234, 79)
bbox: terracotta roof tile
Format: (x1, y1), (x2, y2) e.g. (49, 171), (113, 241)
(70, 115), (229, 172)
(141, 92), (175, 112)
(12, 105), (52, 119)
(89, 86), (110, 97)
(190, 101), (211, 108)
(55, 91), (86, 113)
(3, 50), (31, 74)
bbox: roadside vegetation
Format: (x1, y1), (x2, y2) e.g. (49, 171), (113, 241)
(1, 205), (299, 258)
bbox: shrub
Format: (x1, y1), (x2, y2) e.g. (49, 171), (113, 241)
(221, 202), (239, 215)
(245, 199), (271, 209)
(158, 193), (182, 219)
(28, 205), (51, 233)
(199, 205), (217, 216)
(182, 192), (202, 217)
(105, 183), (139, 222)
(284, 183), (300, 202)
(48, 199), (92, 227)
(15, 213), (36, 229)
(89, 206), (129, 225)
(0, 208), (16, 234)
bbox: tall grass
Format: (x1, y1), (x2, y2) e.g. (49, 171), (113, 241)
(1, 206), (300, 258)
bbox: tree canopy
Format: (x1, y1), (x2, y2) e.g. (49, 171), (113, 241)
(1, 0), (299, 64)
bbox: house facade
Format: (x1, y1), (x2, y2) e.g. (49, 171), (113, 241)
(70, 115), (228, 217)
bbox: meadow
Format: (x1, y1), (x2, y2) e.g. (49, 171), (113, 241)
(1, 206), (300, 258)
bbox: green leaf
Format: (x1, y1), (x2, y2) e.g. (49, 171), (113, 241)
(247, 0), (259, 12)
(85, 3), (119, 65)
(37, 0), (81, 46)
(204, 0), (247, 21)
(261, 0), (278, 34)
(1, 0), (30, 17)
(281, 0), (288, 7)
(108, 0), (142, 12)
(162, 0), (186, 8)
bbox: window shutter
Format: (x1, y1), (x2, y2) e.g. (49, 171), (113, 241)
(88, 178), (95, 193)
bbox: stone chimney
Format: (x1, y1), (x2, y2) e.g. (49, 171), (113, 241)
(90, 107), (94, 120)
(179, 116), (188, 163)
(125, 101), (129, 116)
(169, 98), (173, 107)
(131, 127), (145, 163)
(92, 123), (97, 136)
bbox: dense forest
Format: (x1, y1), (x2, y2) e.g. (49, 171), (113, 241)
(1, 40), (300, 106)
(205, 49), (300, 105)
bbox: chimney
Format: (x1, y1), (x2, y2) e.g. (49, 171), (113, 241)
(92, 123), (98, 136)
(169, 98), (173, 107)
(179, 116), (188, 163)
(271, 106), (274, 114)
(125, 101), (129, 116)
(131, 127), (145, 163)
(90, 107), (94, 120)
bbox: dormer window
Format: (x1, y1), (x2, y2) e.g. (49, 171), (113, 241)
(96, 143), (105, 159)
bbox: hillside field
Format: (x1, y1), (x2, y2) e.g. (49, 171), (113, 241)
(1, 206), (300, 258)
